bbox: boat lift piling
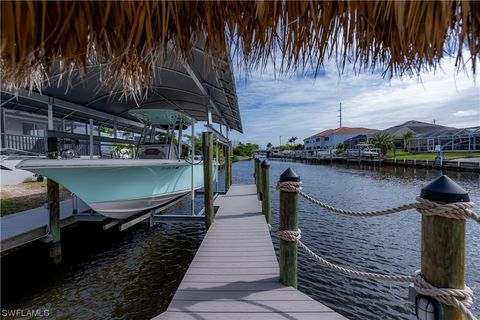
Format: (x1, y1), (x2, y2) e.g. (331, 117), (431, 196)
(202, 131), (214, 229)
(190, 121), (196, 216)
(261, 160), (271, 225)
(228, 143), (233, 187)
(226, 127), (233, 189)
(215, 139), (219, 192)
(255, 157), (262, 198)
(46, 134), (62, 264)
(223, 144), (229, 191)
(225, 143), (231, 189)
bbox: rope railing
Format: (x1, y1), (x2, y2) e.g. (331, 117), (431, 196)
(276, 181), (480, 223)
(277, 229), (477, 320)
(272, 176), (479, 320)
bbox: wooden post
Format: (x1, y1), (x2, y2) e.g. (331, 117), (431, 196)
(89, 119), (94, 159)
(228, 145), (233, 186)
(255, 158), (261, 194)
(253, 157), (258, 186)
(0, 107), (5, 149)
(420, 175), (469, 320)
(225, 144), (232, 189)
(279, 168), (300, 288)
(47, 137), (62, 263)
(223, 145), (229, 192)
(261, 160), (271, 225)
(258, 158), (264, 201)
(203, 132), (214, 229)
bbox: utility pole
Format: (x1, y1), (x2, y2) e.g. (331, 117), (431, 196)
(338, 102), (342, 128)
(279, 136), (282, 148)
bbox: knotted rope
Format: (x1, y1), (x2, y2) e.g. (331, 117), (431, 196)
(276, 181), (480, 223)
(277, 229), (477, 320)
(276, 180), (478, 319)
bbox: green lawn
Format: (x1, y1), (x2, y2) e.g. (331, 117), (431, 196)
(0, 179), (66, 216)
(386, 150), (480, 160)
(23, 179), (47, 186)
(0, 199), (34, 216)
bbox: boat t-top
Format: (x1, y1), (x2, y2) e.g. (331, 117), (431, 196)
(16, 109), (216, 219)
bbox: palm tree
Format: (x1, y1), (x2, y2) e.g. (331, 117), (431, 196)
(288, 137), (298, 145)
(371, 133), (394, 156)
(403, 131), (414, 152)
(266, 142), (272, 149)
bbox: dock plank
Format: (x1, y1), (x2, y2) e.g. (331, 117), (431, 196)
(154, 184), (347, 320)
(157, 312), (347, 320)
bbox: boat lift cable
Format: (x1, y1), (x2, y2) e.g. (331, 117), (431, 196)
(274, 180), (479, 320)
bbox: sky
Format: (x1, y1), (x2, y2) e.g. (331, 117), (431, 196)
(229, 58), (480, 148)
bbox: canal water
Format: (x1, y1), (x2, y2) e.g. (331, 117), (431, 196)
(1, 160), (479, 320)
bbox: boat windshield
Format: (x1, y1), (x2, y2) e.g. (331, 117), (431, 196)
(138, 126), (171, 145)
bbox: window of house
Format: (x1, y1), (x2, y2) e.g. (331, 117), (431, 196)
(324, 136), (330, 141)
(22, 122), (45, 136)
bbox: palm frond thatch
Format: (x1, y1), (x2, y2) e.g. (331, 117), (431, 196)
(1, 1), (479, 97)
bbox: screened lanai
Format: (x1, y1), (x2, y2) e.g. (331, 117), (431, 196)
(408, 127), (480, 152)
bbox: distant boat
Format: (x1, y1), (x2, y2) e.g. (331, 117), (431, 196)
(17, 109), (216, 219)
(346, 143), (380, 157)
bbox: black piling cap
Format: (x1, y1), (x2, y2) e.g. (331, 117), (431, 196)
(279, 168), (300, 182)
(420, 175), (470, 203)
(261, 160), (270, 168)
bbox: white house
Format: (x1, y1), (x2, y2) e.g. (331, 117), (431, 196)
(304, 127), (379, 151)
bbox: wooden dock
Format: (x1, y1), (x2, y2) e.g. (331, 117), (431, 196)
(155, 184), (347, 320)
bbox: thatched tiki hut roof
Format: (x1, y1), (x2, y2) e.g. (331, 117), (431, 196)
(1, 1), (479, 96)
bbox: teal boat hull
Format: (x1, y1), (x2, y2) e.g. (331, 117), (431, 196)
(16, 159), (216, 219)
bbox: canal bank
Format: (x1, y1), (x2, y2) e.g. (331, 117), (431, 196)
(268, 155), (480, 173)
(2, 160), (478, 320)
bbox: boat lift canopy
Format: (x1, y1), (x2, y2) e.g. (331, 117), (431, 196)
(1, 43), (242, 138)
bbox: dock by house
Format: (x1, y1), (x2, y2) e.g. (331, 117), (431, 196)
(155, 184), (347, 320)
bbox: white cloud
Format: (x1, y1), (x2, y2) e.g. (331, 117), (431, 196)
(231, 58), (480, 147)
(454, 110), (480, 117)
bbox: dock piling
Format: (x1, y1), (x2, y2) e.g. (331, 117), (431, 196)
(223, 145), (228, 192)
(257, 158), (264, 200)
(202, 132), (214, 229)
(260, 160), (271, 225)
(47, 136), (62, 263)
(255, 158), (261, 194)
(256, 158), (262, 201)
(420, 175), (468, 320)
(279, 168), (300, 288)
(226, 143), (232, 189)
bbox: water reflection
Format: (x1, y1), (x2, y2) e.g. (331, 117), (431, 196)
(1, 160), (478, 320)
(242, 159), (478, 320)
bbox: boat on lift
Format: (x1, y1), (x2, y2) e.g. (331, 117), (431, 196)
(16, 109), (216, 220)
